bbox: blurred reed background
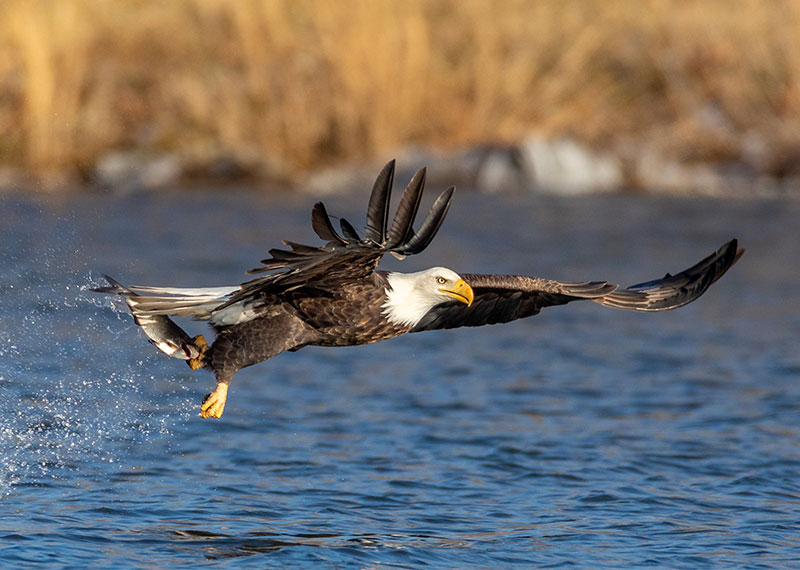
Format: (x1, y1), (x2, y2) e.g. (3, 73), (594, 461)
(1, 0), (799, 188)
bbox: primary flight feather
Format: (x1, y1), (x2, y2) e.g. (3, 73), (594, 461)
(93, 160), (744, 418)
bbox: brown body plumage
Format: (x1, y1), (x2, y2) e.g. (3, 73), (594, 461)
(94, 160), (744, 418)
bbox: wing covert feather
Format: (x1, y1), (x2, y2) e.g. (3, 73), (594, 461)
(412, 275), (615, 331)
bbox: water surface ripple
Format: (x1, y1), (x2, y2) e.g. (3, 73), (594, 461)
(1, 190), (798, 568)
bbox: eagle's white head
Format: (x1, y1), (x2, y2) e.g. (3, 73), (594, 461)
(382, 267), (474, 327)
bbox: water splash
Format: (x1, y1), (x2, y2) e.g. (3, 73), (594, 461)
(0, 268), (195, 496)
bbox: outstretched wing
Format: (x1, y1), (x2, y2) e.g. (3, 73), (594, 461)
(222, 160), (455, 308)
(413, 239), (743, 332)
(592, 239), (743, 311)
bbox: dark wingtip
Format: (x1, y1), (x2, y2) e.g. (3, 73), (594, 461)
(709, 238), (743, 285)
(386, 166), (427, 248)
(401, 185), (455, 255)
(311, 202), (345, 244)
(365, 159), (396, 244)
(729, 237), (745, 264)
(597, 238), (743, 311)
(339, 217), (361, 241)
(91, 274), (127, 294)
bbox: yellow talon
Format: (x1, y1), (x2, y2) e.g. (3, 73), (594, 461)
(200, 382), (228, 418)
(193, 334), (208, 349)
(188, 334), (208, 370)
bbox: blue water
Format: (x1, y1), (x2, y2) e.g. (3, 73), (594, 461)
(1, 189), (798, 568)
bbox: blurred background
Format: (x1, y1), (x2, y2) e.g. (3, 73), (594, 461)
(2, 0), (800, 195)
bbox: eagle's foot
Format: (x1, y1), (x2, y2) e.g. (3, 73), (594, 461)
(187, 335), (208, 370)
(200, 382), (228, 419)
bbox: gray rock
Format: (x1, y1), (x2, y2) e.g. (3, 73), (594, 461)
(472, 147), (525, 193)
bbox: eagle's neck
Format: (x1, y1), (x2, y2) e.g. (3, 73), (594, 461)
(381, 270), (439, 328)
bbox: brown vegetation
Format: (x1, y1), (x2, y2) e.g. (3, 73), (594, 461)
(1, 0), (800, 184)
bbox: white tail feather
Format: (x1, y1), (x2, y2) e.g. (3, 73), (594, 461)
(127, 285), (239, 298)
(96, 276), (263, 327)
(123, 285), (245, 323)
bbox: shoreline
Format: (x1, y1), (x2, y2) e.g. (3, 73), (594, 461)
(3, 137), (799, 199)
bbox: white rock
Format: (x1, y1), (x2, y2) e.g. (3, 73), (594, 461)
(94, 151), (182, 193)
(519, 136), (623, 194)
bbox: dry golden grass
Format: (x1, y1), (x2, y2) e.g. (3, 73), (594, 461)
(1, 0), (800, 180)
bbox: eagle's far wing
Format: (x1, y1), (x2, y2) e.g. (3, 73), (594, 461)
(412, 239), (743, 332)
(591, 239), (743, 311)
(221, 160), (455, 308)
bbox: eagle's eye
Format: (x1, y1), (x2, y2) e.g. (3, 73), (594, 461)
(436, 277), (447, 285)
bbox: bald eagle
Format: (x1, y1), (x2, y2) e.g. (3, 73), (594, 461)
(94, 160), (744, 418)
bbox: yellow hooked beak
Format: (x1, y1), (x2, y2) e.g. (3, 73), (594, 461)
(440, 278), (474, 306)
